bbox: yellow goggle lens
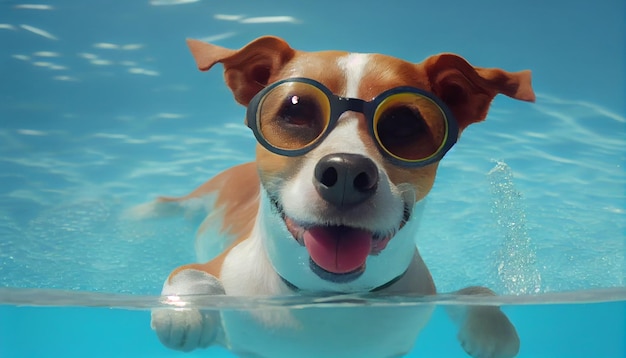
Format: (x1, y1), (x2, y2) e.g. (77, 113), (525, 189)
(373, 92), (448, 162)
(257, 82), (332, 151)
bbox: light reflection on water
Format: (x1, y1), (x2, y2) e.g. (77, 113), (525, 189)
(2, 287), (625, 309)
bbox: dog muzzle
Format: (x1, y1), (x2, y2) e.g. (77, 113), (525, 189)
(258, 190), (425, 293)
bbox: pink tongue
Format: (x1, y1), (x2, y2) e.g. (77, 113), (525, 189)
(303, 226), (372, 274)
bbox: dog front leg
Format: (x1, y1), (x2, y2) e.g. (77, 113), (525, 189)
(151, 266), (225, 352)
(446, 286), (520, 358)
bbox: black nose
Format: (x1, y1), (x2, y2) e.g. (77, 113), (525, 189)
(313, 153), (379, 208)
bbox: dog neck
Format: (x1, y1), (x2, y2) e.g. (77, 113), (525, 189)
(277, 266), (410, 294)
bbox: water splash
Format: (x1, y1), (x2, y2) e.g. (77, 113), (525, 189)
(488, 161), (542, 295)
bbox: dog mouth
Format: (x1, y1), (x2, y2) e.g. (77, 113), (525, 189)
(285, 218), (392, 276)
(271, 196), (409, 281)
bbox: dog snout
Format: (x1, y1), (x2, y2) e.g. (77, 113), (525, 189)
(313, 153), (378, 208)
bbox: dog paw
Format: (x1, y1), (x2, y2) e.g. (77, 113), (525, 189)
(457, 306), (520, 358)
(151, 269), (226, 352)
(151, 307), (220, 352)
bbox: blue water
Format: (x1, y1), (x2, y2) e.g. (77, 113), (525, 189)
(1, 299), (625, 358)
(1, 0), (625, 357)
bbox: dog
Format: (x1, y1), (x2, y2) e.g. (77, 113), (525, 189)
(147, 36), (535, 358)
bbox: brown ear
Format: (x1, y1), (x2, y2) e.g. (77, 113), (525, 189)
(423, 54), (535, 132)
(186, 36), (296, 105)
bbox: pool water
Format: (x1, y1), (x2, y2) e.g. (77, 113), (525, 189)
(1, 295), (625, 357)
(1, 0), (624, 357)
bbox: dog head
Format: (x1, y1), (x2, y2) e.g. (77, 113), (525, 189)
(187, 36), (534, 292)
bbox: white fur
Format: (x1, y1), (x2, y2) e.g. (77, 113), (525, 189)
(220, 219), (290, 296)
(151, 269), (225, 351)
(337, 53), (370, 97)
(281, 117), (405, 231)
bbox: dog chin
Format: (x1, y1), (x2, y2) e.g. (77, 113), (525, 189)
(269, 194), (410, 283)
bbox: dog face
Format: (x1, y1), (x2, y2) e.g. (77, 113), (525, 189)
(187, 36), (534, 292)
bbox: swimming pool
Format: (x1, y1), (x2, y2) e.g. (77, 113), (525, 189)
(1, 0), (624, 357)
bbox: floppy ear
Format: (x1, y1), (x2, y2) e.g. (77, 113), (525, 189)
(186, 36), (296, 105)
(422, 54), (535, 132)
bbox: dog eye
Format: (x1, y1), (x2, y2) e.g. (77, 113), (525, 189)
(377, 106), (428, 140)
(258, 94), (328, 149)
(277, 95), (322, 128)
(376, 106), (438, 160)
(386, 107), (425, 134)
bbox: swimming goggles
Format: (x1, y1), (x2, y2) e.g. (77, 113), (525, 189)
(246, 77), (458, 167)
